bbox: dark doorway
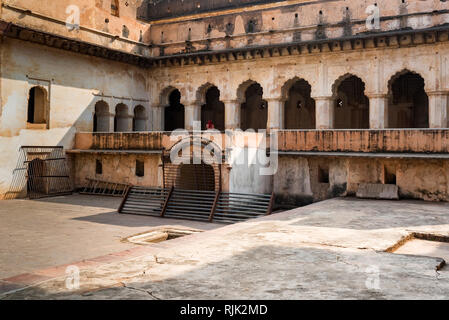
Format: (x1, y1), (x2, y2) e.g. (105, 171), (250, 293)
(389, 72), (429, 128)
(164, 90), (185, 131)
(334, 76), (369, 129)
(114, 104), (129, 132)
(133, 105), (147, 131)
(201, 86), (225, 131)
(284, 79), (316, 129)
(93, 101), (109, 132)
(241, 83), (267, 130)
(27, 87), (47, 124)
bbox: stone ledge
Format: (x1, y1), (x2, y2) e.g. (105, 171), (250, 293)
(356, 183), (399, 200)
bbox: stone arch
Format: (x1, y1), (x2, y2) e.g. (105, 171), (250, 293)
(162, 87), (185, 131)
(384, 66), (432, 94)
(197, 83), (225, 131)
(282, 78), (316, 129)
(133, 105), (147, 132)
(114, 103), (129, 132)
(332, 74), (369, 129)
(163, 136), (222, 191)
(196, 82), (218, 105)
(387, 69), (429, 128)
(27, 86), (48, 126)
(93, 100), (110, 132)
(238, 80), (267, 130)
(159, 86), (179, 107)
(236, 80), (259, 103)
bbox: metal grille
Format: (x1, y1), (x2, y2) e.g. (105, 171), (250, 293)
(80, 178), (129, 197)
(119, 186), (274, 224)
(162, 155), (221, 192)
(213, 192), (274, 223)
(5, 146), (73, 200)
(119, 187), (171, 216)
(164, 189), (216, 222)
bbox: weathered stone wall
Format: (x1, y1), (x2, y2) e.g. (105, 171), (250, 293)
(0, 38), (148, 198)
(149, 40), (449, 131)
(275, 155), (449, 206)
(71, 153), (161, 189)
(1, 0), (151, 55)
(148, 0), (449, 56)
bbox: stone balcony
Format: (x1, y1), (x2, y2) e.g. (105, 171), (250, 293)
(276, 129), (449, 157)
(71, 129), (449, 158)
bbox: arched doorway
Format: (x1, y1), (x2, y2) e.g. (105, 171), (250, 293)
(388, 71), (429, 128)
(241, 82), (267, 130)
(200, 86), (225, 131)
(133, 105), (147, 131)
(164, 89), (185, 131)
(93, 101), (110, 132)
(114, 104), (129, 132)
(333, 75), (369, 129)
(284, 79), (316, 129)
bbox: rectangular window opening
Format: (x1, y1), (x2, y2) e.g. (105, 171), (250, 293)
(318, 165), (330, 184)
(96, 159), (103, 175)
(136, 160), (145, 177)
(384, 166), (397, 185)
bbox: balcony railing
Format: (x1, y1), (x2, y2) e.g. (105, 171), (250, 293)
(277, 129), (449, 154)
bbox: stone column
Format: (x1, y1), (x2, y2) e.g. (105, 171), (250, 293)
(368, 94), (389, 129)
(184, 102), (201, 131)
(427, 91), (448, 128)
(108, 113), (115, 132)
(314, 96), (334, 129)
(125, 113), (134, 132)
(151, 105), (163, 131)
(266, 98), (284, 131)
(224, 100), (241, 130)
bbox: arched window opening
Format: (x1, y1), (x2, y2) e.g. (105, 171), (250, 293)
(201, 86), (225, 131)
(27, 87), (47, 126)
(93, 101), (110, 132)
(164, 89), (185, 131)
(241, 83), (267, 130)
(388, 72), (428, 128)
(114, 104), (129, 132)
(334, 76), (369, 129)
(284, 79), (316, 129)
(111, 0), (119, 17)
(133, 105), (147, 132)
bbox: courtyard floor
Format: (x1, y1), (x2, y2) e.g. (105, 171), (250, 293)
(1, 195), (449, 299)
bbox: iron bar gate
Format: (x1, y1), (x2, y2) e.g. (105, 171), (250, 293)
(5, 146), (73, 200)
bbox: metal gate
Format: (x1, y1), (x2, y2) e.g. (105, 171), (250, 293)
(5, 146), (73, 199)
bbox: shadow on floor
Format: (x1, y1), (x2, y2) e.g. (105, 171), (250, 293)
(73, 211), (221, 230)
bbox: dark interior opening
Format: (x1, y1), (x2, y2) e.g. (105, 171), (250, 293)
(164, 90), (185, 131)
(318, 165), (330, 183)
(241, 83), (267, 130)
(96, 159), (103, 175)
(334, 76), (369, 129)
(136, 160), (145, 177)
(201, 86), (225, 131)
(284, 79), (316, 129)
(389, 72), (429, 128)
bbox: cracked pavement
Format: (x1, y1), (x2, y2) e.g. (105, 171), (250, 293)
(2, 197), (449, 299)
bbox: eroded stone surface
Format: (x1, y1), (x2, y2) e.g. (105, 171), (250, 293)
(2, 197), (449, 300)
